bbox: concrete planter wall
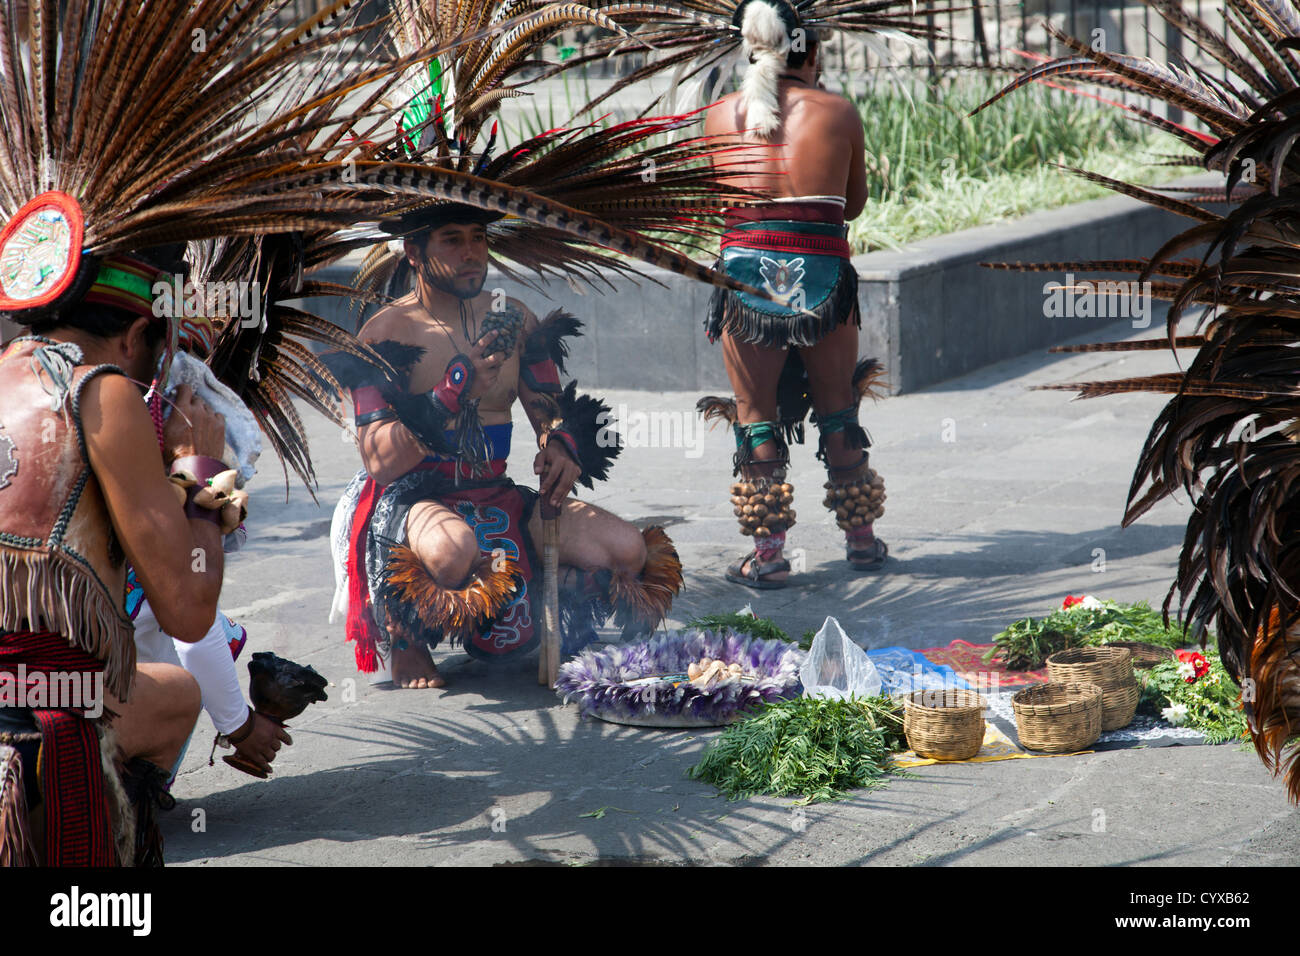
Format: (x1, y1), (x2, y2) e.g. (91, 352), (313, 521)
(0, 182), (1208, 394)
(293, 180), (1213, 395)
(853, 188), (1209, 393)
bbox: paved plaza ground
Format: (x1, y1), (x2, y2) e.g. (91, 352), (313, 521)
(161, 318), (1300, 866)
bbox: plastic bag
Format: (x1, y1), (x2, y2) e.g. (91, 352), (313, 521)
(799, 616), (881, 700)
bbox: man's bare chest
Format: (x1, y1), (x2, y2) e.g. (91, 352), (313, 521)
(406, 309), (526, 409)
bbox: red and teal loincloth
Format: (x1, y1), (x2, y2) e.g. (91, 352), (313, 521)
(706, 199), (859, 349)
(341, 424), (541, 669)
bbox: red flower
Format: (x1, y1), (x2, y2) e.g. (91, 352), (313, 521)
(1062, 595), (1084, 609)
(1175, 650), (1211, 682)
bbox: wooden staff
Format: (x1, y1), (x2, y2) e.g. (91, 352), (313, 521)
(538, 499), (561, 687)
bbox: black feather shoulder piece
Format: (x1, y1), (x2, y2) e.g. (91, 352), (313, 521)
(535, 380), (621, 488)
(521, 310), (585, 378)
(320, 339), (460, 455)
(319, 340), (425, 395)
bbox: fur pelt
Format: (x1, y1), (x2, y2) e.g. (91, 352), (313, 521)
(0, 743), (36, 867)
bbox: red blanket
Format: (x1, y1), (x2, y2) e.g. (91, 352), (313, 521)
(917, 640), (1048, 690)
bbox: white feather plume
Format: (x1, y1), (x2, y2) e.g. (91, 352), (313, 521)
(739, 1), (791, 137)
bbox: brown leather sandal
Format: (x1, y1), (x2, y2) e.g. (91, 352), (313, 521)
(726, 550), (791, 590)
(848, 538), (888, 571)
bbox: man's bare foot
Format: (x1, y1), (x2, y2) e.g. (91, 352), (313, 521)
(390, 644), (446, 689)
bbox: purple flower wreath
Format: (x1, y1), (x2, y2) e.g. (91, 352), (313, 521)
(555, 628), (804, 727)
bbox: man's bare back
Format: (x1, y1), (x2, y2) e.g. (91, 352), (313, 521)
(704, 77), (867, 217)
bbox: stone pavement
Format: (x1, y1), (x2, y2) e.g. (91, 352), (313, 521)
(161, 319), (1299, 866)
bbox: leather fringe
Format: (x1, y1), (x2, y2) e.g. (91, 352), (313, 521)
(0, 547), (135, 701)
(379, 547), (523, 650)
(608, 527), (683, 639)
(706, 259), (860, 348)
(0, 743), (36, 867)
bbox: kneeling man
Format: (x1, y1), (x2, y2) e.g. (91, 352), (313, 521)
(330, 206), (682, 688)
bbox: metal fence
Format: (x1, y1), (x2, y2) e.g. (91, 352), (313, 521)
(273, 0), (1228, 93)
(893, 0), (1214, 71)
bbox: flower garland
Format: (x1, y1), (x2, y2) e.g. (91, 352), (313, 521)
(1139, 652), (1249, 745)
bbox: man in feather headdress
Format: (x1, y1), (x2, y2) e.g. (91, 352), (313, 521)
(320, 0), (828, 688)
(330, 201), (683, 689)
(0, 247), (228, 865)
(0, 0), (576, 864)
(698, 0), (888, 586)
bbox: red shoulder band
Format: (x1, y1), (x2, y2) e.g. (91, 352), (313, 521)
(352, 386), (390, 416)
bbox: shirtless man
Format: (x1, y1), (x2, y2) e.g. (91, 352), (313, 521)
(699, 0), (886, 587)
(332, 208), (683, 688)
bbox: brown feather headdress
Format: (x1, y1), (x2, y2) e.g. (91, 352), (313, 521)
(348, 0), (787, 304)
(0, 0), (780, 493)
(530, 0), (953, 120)
(979, 0), (1300, 798)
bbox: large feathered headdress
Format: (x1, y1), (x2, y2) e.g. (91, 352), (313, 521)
(0, 0), (778, 493)
(976, 0), (1300, 798)
(533, 0), (949, 122)
(350, 0), (781, 302)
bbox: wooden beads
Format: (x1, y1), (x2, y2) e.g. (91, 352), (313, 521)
(822, 468), (885, 531)
(730, 479), (796, 536)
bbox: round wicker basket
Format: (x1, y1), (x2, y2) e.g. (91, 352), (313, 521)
(1046, 646), (1140, 731)
(1103, 641), (1175, 669)
(1047, 646), (1132, 686)
(1099, 680), (1141, 731)
(1012, 682), (1103, 752)
(903, 689), (986, 760)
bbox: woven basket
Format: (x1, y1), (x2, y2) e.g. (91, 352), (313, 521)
(1100, 680), (1141, 731)
(903, 689), (986, 760)
(1104, 641), (1176, 669)
(1012, 682), (1103, 752)
(1046, 646), (1140, 731)
(1047, 646), (1134, 687)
